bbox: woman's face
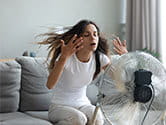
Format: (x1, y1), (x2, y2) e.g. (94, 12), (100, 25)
(81, 24), (99, 52)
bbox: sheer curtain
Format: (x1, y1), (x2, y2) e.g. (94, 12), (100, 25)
(126, 0), (161, 55)
(160, 0), (166, 67)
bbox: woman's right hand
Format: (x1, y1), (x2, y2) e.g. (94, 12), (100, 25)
(47, 35), (83, 89)
(60, 34), (83, 59)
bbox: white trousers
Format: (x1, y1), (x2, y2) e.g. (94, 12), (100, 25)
(48, 104), (104, 125)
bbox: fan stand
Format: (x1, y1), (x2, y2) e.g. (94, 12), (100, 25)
(91, 104), (113, 125)
(161, 111), (166, 124)
(90, 105), (100, 125)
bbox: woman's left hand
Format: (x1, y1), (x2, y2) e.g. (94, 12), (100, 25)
(112, 37), (128, 55)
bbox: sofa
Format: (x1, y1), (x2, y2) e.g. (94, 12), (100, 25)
(0, 57), (53, 125)
(0, 56), (100, 125)
(0, 56), (165, 125)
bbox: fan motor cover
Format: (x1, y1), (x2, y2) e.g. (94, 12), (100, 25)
(134, 85), (152, 103)
(134, 69), (153, 103)
(134, 69), (152, 85)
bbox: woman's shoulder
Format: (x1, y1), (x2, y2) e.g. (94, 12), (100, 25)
(99, 52), (109, 59)
(98, 52), (110, 66)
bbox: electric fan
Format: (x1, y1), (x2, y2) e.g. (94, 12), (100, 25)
(92, 51), (166, 125)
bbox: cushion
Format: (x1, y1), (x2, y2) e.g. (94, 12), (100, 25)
(0, 60), (21, 113)
(0, 112), (52, 125)
(15, 57), (52, 111)
(87, 84), (98, 105)
(24, 111), (49, 121)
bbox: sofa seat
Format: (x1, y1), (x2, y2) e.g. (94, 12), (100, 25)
(0, 112), (52, 125)
(24, 111), (49, 121)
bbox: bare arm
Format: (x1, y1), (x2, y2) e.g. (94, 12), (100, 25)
(46, 56), (67, 89)
(46, 35), (83, 89)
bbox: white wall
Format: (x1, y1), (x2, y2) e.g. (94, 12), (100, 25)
(0, 0), (124, 58)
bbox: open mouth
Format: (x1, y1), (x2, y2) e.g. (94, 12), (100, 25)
(90, 43), (96, 46)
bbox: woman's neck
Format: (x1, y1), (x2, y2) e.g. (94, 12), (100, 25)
(76, 50), (93, 62)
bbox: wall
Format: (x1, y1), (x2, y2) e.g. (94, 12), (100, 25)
(0, 0), (124, 58)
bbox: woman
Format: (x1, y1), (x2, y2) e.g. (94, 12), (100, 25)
(39, 20), (127, 125)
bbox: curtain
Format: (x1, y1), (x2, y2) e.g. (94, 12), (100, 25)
(160, 0), (166, 67)
(126, 0), (161, 56)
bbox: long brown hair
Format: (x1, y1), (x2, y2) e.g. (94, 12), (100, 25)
(38, 20), (109, 78)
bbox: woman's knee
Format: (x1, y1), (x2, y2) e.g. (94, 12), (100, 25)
(48, 106), (88, 125)
(70, 112), (88, 125)
(55, 114), (87, 125)
(79, 105), (104, 125)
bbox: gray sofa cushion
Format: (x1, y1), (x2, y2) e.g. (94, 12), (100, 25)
(24, 111), (49, 121)
(15, 57), (52, 111)
(0, 60), (21, 113)
(0, 112), (52, 125)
